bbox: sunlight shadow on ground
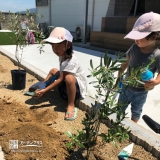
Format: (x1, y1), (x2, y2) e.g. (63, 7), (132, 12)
(25, 90), (67, 113)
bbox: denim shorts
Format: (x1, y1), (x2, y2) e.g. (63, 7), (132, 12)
(58, 80), (81, 100)
(118, 88), (148, 120)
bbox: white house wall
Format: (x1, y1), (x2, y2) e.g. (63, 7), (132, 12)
(36, 0), (110, 32)
(36, 6), (49, 24)
(92, 0), (112, 31)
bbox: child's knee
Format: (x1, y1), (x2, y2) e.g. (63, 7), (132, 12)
(65, 74), (76, 84)
(49, 68), (59, 75)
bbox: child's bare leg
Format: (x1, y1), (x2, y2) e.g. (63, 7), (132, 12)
(131, 118), (138, 123)
(65, 74), (76, 118)
(43, 68), (59, 82)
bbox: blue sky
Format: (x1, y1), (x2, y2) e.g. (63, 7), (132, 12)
(0, 0), (35, 12)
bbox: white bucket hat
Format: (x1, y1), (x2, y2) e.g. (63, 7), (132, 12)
(124, 12), (160, 40)
(43, 27), (73, 43)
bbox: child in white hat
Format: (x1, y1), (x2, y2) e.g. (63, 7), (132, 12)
(35, 27), (88, 121)
(118, 12), (160, 123)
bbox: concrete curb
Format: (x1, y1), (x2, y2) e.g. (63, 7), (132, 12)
(0, 49), (160, 159)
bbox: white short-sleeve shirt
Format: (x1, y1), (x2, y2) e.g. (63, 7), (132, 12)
(59, 54), (88, 98)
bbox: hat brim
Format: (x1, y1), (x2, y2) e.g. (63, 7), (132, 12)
(43, 37), (64, 43)
(124, 31), (151, 40)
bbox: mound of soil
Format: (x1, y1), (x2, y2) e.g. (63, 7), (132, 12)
(0, 99), (69, 160)
(0, 53), (157, 160)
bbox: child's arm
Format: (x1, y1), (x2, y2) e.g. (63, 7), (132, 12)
(35, 72), (64, 97)
(154, 69), (160, 84)
(118, 55), (130, 78)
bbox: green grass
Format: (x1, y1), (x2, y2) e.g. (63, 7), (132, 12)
(0, 32), (17, 45)
(0, 32), (43, 45)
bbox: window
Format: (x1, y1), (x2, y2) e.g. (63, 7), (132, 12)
(36, 0), (48, 6)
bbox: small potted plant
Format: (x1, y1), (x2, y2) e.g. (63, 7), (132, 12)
(1, 10), (44, 90)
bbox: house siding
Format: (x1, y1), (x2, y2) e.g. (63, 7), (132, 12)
(36, 0), (110, 32)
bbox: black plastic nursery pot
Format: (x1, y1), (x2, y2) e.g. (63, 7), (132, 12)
(11, 70), (26, 90)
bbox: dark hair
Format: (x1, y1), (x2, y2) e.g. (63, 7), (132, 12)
(146, 32), (160, 40)
(65, 41), (73, 58)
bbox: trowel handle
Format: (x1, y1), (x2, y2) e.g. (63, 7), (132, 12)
(142, 115), (160, 134)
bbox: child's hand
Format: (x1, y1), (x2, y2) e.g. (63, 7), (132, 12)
(143, 78), (158, 89)
(34, 89), (46, 98)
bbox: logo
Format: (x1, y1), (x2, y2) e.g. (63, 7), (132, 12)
(20, 140), (43, 147)
(9, 140), (18, 149)
(9, 140), (43, 153)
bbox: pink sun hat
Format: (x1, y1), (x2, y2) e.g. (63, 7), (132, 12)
(124, 12), (160, 40)
(43, 27), (73, 43)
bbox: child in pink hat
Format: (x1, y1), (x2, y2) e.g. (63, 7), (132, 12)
(118, 12), (160, 123)
(35, 27), (88, 121)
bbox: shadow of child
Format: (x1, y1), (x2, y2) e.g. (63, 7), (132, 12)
(25, 89), (67, 113)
